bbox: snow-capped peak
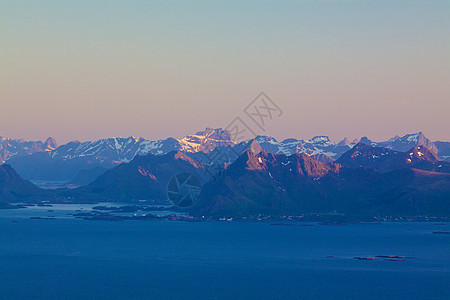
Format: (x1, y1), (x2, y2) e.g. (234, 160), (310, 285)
(179, 128), (236, 153)
(403, 132), (422, 143)
(308, 136), (332, 143)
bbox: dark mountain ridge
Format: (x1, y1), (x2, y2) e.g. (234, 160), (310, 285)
(337, 143), (449, 173)
(0, 164), (44, 202)
(192, 144), (450, 217)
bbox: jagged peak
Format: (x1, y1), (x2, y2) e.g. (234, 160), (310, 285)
(337, 137), (350, 146)
(195, 127), (217, 135)
(359, 137), (374, 145)
(255, 135), (278, 143)
(353, 142), (373, 149)
(308, 136), (331, 143)
(45, 136), (57, 143)
(238, 149), (269, 170)
(114, 136), (144, 142)
(340, 143), (389, 158)
(179, 128), (236, 153)
(131, 136), (143, 142)
(387, 135), (401, 142)
(193, 127), (232, 141)
(44, 137), (58, 150)
(249, 139), (263, 154)
(349, 142), (395, 154)
(400, 132), (425, 143)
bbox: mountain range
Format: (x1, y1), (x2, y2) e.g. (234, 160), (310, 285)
(192, 143), (450, 217)
(336, 143), (450, 173)
(5, 128), (232, 181)
(2, 129), (449, 185)
(0, 134), (449, 217)
(0, 136), (57, 163)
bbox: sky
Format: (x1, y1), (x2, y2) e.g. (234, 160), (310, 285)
(1, 0), (449, 144)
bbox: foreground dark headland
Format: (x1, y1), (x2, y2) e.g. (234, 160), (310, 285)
(1, 129), (449, 220)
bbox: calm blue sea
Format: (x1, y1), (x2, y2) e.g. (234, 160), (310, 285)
(0, 205), (449, 299)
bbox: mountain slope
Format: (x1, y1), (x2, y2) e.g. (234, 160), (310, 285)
(69, 167), (109, 186)
(435, 141), (450, 161)
(74, 151), (206, 202)
(0, 164), (42, 202)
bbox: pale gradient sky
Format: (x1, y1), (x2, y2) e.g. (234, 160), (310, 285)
(1, 0), (449, 144)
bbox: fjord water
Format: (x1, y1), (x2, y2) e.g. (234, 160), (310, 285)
(0, 208), (449, 299)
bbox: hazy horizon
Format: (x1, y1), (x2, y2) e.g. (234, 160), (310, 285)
(2, 0), (449, 144)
